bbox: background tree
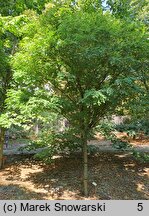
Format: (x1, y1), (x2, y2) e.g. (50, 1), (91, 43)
(0, 20), (10, 168)
(107, 0), (149, 23)
(0, 0), (49, 16)
(0, 0), (55, 169)
(107, 0), (149, 119)
(0, 12), (38, 168)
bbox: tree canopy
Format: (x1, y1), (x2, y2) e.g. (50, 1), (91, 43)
(0, 0), (50, 16)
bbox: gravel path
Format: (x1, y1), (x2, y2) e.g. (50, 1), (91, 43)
(3, 140), (149, 156)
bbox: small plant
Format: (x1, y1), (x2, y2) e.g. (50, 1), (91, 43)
(115, 118), (149, 138)
(132, 150), (149, 163)
(112, 139), (132, 151)
(126, 130), (136, 139)
(87, 145), (99, 155)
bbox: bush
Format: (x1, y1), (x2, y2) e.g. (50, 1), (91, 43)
(21, 127), (83, 163)
(8, 126), (28, 139)
(115, 118), (149, 138)
(112, 139), (132, 151)
(87, 145), (99, 155)
(132, 150), (149, 163)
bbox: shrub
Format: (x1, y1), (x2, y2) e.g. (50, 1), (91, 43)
(132, 150), (149, 163)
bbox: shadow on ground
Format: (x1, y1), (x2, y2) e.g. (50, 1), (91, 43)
(0, 153), (148, 200)
(0, 184), (46, 200)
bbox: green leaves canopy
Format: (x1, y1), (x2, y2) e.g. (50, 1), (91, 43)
(0, 0), (49, 16)
(10, 4), (148, 132)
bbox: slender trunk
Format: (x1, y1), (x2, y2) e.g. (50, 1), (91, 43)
(82, 131), (88, 197)
(34, 121), (39, 136)
(0, 128), (5, 169)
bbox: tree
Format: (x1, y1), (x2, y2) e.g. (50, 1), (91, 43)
(0, 0), (49, 16)
(106, 0), (149, 118)
(0, 21), (10, 168)
(0, 12), (38, 168)
(107, 0), (149, 23)
(8, 1), (148, 195)
(0, 0), (57, 169)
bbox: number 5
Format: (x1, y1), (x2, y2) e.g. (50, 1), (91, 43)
(137, 203), (143, 211)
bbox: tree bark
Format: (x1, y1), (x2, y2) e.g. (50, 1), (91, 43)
(34, 120), (39, 136)
(82, 131), (88, 197)
(0, 127), (5, 169)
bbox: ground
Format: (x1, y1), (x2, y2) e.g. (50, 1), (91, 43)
(0, 153), (149, 200)
(0, 133), (149, 200)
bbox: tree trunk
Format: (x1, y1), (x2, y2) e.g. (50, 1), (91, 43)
(82, 131), (88, 197)
(0, 128), (5, 169)
(34, 121), (39, 136)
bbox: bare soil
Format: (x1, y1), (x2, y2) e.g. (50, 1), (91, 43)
(0, 133), (149, 200)
(0, 152), (148, 200)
